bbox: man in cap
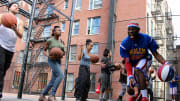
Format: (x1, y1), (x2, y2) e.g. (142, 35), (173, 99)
(120, 22), (169, 101)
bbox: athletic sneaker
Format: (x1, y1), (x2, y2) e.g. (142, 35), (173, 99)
(48, 95), (57, 101)
(38, 95), (47, 101)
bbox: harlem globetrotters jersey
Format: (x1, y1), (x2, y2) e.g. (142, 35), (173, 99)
(120, 33), (159, 66)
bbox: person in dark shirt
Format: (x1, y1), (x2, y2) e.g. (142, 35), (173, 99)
(117, 60), (127, 101)
(99, 48), (120, 101)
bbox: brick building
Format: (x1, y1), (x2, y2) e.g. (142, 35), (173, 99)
(0, 0), (174, 100)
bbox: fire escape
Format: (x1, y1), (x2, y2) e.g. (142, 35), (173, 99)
(0, 0), (59, 93)
(24, 0), (59, 93)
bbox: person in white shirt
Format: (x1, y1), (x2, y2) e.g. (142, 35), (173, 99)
(0, 2), (24, 98)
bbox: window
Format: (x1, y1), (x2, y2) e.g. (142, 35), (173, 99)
(18, 50), (32, 64)
(90, 43), (99, 54)
(64, 1), (68, 9)
(46, 5), (54, 15)
(13, 71), (21, 88)
(39, 49), (47, 62)
(66, 73), (74, 92)
(30, 28), (35, 39)
(89, 73), (96, 92)
(27, 50), (32, 63)
(35, 8), (39, 17)
(42, 25), (51, 38)
(61, 22), (65, 32)
(22, 30), (28, 42)
(89, 0), (102, 10)
(72, 21), (79, 35)
(19, 51), (24, 64)
(38, 73), (48, 90)
(87, 17), (101, 35)
(69, 45), (77, 61)
(23, 28), (35, 41)
(75, 0), (81, 10)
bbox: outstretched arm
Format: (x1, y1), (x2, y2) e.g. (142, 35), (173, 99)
(152, 51), (166, 64)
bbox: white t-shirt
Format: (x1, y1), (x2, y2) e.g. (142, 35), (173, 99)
(0, 18), (19, 52)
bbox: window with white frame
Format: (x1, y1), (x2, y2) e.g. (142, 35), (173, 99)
(72, 21), (79, 35)
(30, 28), (35, 39)
(22, 30), (27, 42)
(69, 45), (77, 61)
(75, 0), (81, 10)
(66, 73), (74, 92)
(90, 43), (99, 54)
(87, 17), (101, 35)
(35, 8), (39, 17)
(42, 25), (51, 38)
(61, 22), (65, 32)
(38, 49), (47, 62)
(18, 51), (24, 64)
(89, 73), (96, 92)
(46, 4), (54, 15)
(64, 1), (68, 9)
(18, 50), (32, 64)
(27, 50), (32, 63)
(23, 28), (35, 41)
(89, 0), (102, 10)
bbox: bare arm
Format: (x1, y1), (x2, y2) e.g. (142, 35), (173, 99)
(78, 46), (83, 60)
(152, 51), (166, 64)
(11, 19), (24, 38)
(121, 68), (127, 76)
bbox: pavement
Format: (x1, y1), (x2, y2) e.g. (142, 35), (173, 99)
(1, 93), (100, 101)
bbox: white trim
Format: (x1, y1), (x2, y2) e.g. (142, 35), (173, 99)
(120, 45), (126, 50)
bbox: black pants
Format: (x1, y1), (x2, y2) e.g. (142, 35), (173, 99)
(0, 46), (14, 96)
(74, 65), (90, 100)
(148, 88), (153, 101)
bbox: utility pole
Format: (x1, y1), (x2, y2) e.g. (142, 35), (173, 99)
(107, 0), (116, 99)
(17, 0), (37, 99)
(61, 0), (75, 100)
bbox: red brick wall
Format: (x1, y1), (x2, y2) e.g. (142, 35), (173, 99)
(1, 0), (148, 100)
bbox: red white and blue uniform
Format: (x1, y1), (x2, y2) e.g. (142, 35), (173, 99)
(120, 33), (159, 86)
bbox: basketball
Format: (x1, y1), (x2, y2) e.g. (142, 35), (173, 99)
(90, 54), (99, 63)
(157, 64), (175, 82)
(50, 47), (63, 58)
(1, 13), (17, 28)
(127, 87), (135, 96)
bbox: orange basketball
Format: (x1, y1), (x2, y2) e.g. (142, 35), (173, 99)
(90, 55), (99, 63)
(50, 47), (63, 58)
(1, 13), (17, 28)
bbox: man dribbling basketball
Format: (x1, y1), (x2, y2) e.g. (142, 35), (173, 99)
(0, 2), (24, 98)
(120, 22), (170, 101)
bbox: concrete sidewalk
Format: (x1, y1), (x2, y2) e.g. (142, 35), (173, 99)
(1, 93), (100, 101)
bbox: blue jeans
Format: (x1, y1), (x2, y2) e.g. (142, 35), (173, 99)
(42, 58), (64, 96)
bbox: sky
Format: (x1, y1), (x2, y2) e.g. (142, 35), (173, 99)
(166, 0), (180, 45)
